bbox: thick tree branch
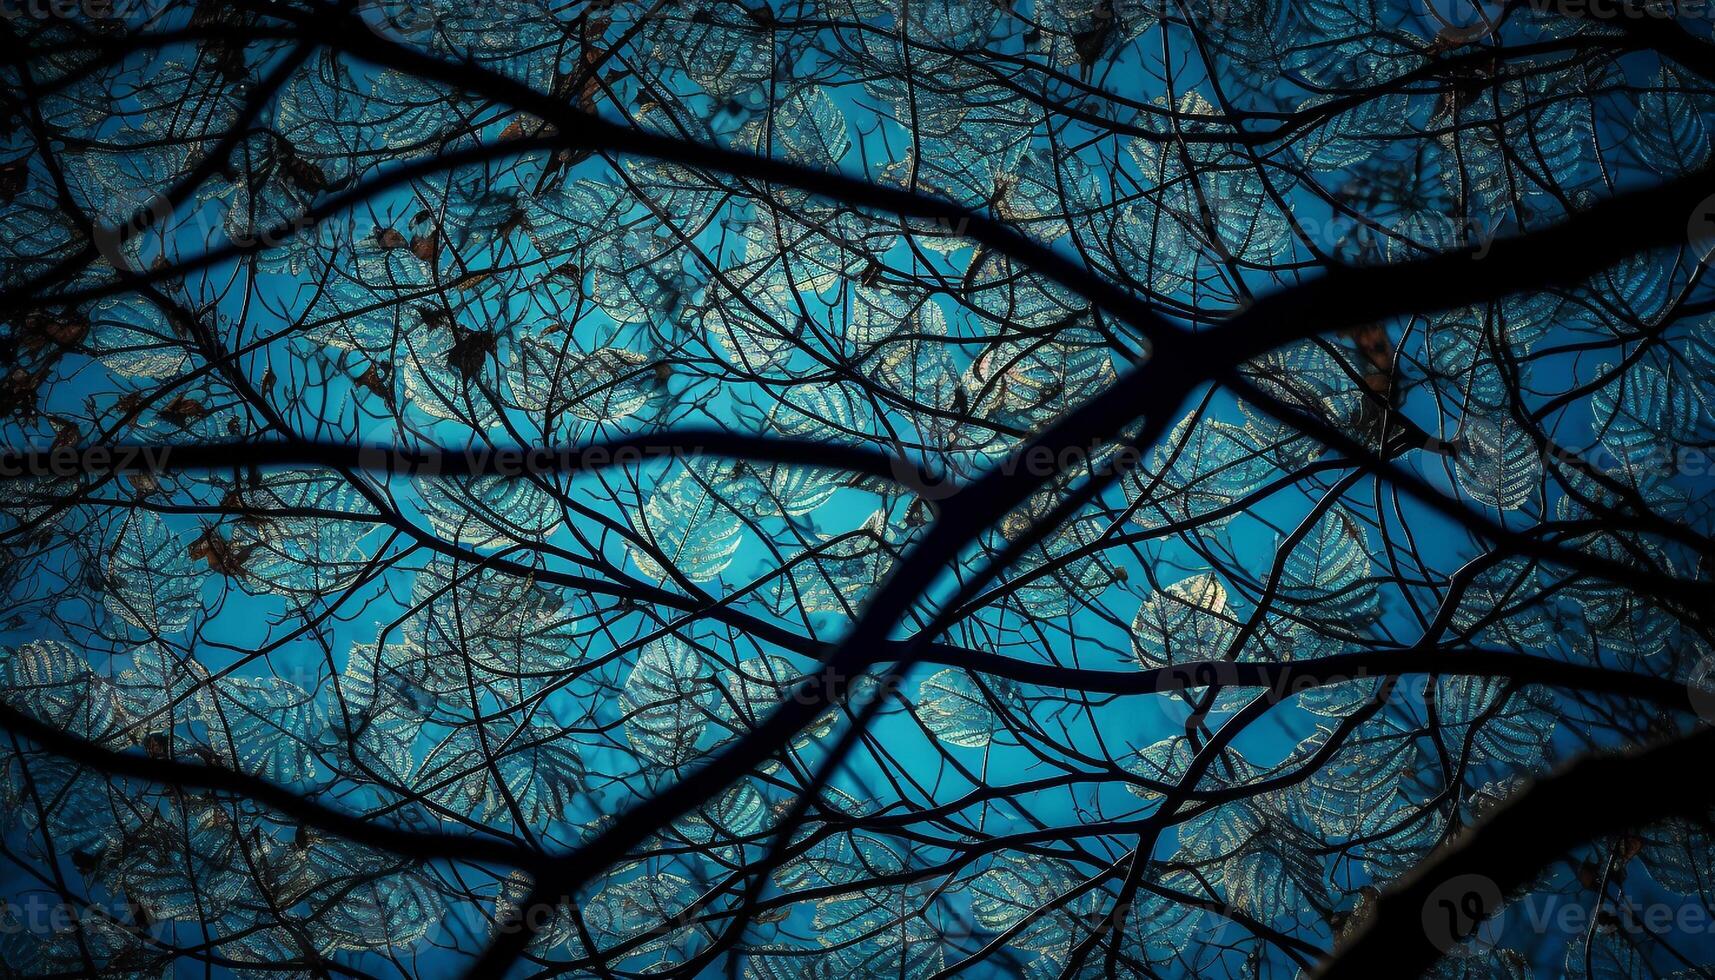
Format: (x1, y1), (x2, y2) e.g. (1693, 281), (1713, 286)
(1317, 724), (1715, 979)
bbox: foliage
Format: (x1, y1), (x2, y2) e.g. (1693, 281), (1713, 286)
(1, 0), (1714, 977)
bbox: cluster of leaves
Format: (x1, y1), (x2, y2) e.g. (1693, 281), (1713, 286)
(2, 0), (1715, 977)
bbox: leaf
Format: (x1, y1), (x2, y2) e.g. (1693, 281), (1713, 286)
(585, 872), (710, 961)
(628, 466), (746, 583)
(1429, 945), (1532, 980)
(104, 510), (201, 634)
(1222, 825), (1328, 923)
(966, 326), (1117, 434)
(510, 341), (659, 423)
(226, 469), (379, 597)
(113, 803), (252, 922)
(1634, 67), (1711, 175)
(1131, 573), (1238, 666)
(1448, 559), (1553, 650)
(403, 557), (582, 683)
(1639, 816), (1715, 896)
(674, 781), (768, 848)
(331, 644), (436, 782)
(716, 656), (836, 749)
(416, 721), (583, 826)
(87, 296), (189, 379)
(203, 676), (325, 783)
(996, 500), (1116, 616)
(770, 86), (850, 166)
(1277, 509), (1379, 631)
(2, 639), (117, 740)
(971, 854), (1103, 958)
(1130, 574), (1251, 711)
(1123, 735), (1254, 803)
(303, 839), (444, 952)
(1592, 355), (1709, 458)
(772, 508), (921, 617)
(814, 915), (946, 976)
(416, 473), (560, 551)
(1553, 533), (1676, 659)
(916, 669), (1015, 748)
(621, 639), (715, 768)
(1294, 720), (1416, 837)
(115, 641), (210, 737)
(395, 317), (502, 425)
(1358, 796), (1445, 882)
(1128, 412), (1282, 530)
(644, 4), (769, 104)
(1435, 676), (1556, 769)
(1455, 413), (1541, 511)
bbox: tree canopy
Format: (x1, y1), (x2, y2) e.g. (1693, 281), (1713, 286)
(3, 0), (1715, 977)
